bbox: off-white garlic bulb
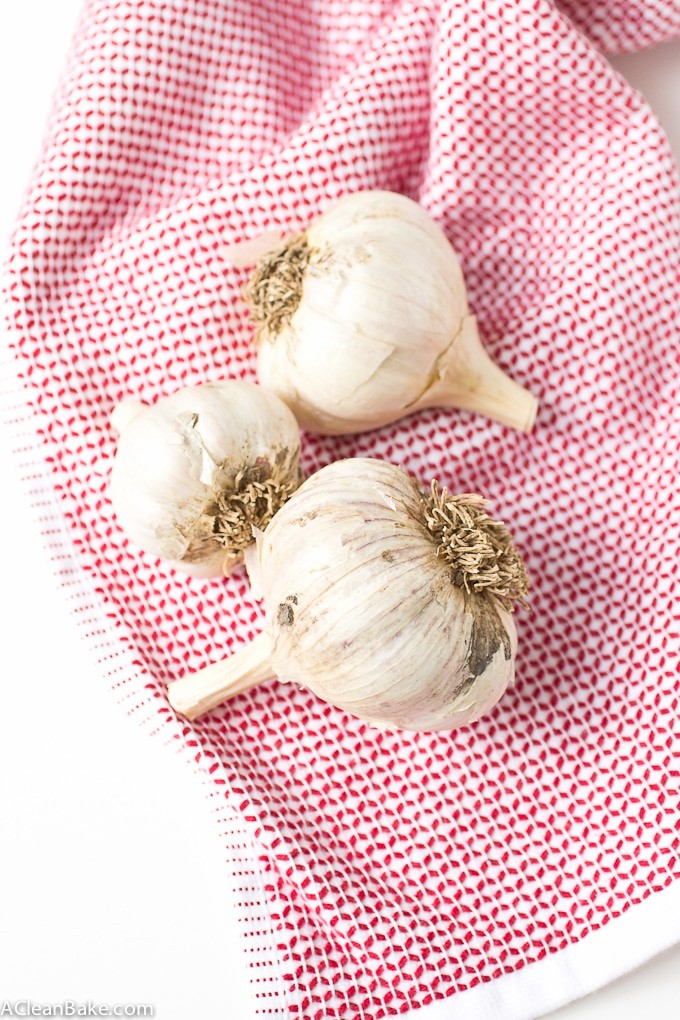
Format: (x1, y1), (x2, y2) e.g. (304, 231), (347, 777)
(242, 190), (537, 435)
(167, 458), (529, 730)
(109, 380), (301, 577)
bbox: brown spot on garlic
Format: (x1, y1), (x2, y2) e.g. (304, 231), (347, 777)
(464, 595), (512, 678)
(277, 603), (295, 627)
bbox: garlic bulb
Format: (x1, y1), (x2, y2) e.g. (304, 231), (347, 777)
(167, 458), (529, 730)
(243, 190), (537, 435)
(109, 381), (301, 577)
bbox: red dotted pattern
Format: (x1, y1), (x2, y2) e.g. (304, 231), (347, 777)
(556, 1), (680, 51)
(4, 2), (680, 1017)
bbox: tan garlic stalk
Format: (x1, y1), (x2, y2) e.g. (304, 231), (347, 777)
(167, 458), (529, 730)
(109, 380), (301, 577)
(241, 190), (537, 435)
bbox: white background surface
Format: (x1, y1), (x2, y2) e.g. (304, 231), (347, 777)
(0, 4), (678, 1018)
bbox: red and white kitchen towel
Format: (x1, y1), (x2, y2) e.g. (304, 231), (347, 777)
(3, 1), (679, 1017)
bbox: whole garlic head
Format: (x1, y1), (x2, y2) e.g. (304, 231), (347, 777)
(246, 190), (537, 435)
(168, 458), (529, 731)
(109, 380), (301, 577)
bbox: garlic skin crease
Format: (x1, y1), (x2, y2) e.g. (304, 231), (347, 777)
(167, 458), (529, 731)
(109, 381), (301, 578)
(246, 190), (538, 435)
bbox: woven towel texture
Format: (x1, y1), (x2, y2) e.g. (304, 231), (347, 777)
(4, 1), (680, 1017)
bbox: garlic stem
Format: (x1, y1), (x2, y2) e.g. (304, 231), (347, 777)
(166, 631), (275, 721)
(110, 399), (146, 435)
(223, 229), (288, 269)
(421, 316), (538, 433)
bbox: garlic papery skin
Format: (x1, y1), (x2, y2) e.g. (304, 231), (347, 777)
(245, 190), (538, 435)
(109, 381), (301, 577)
(167, 458), (528, 730)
